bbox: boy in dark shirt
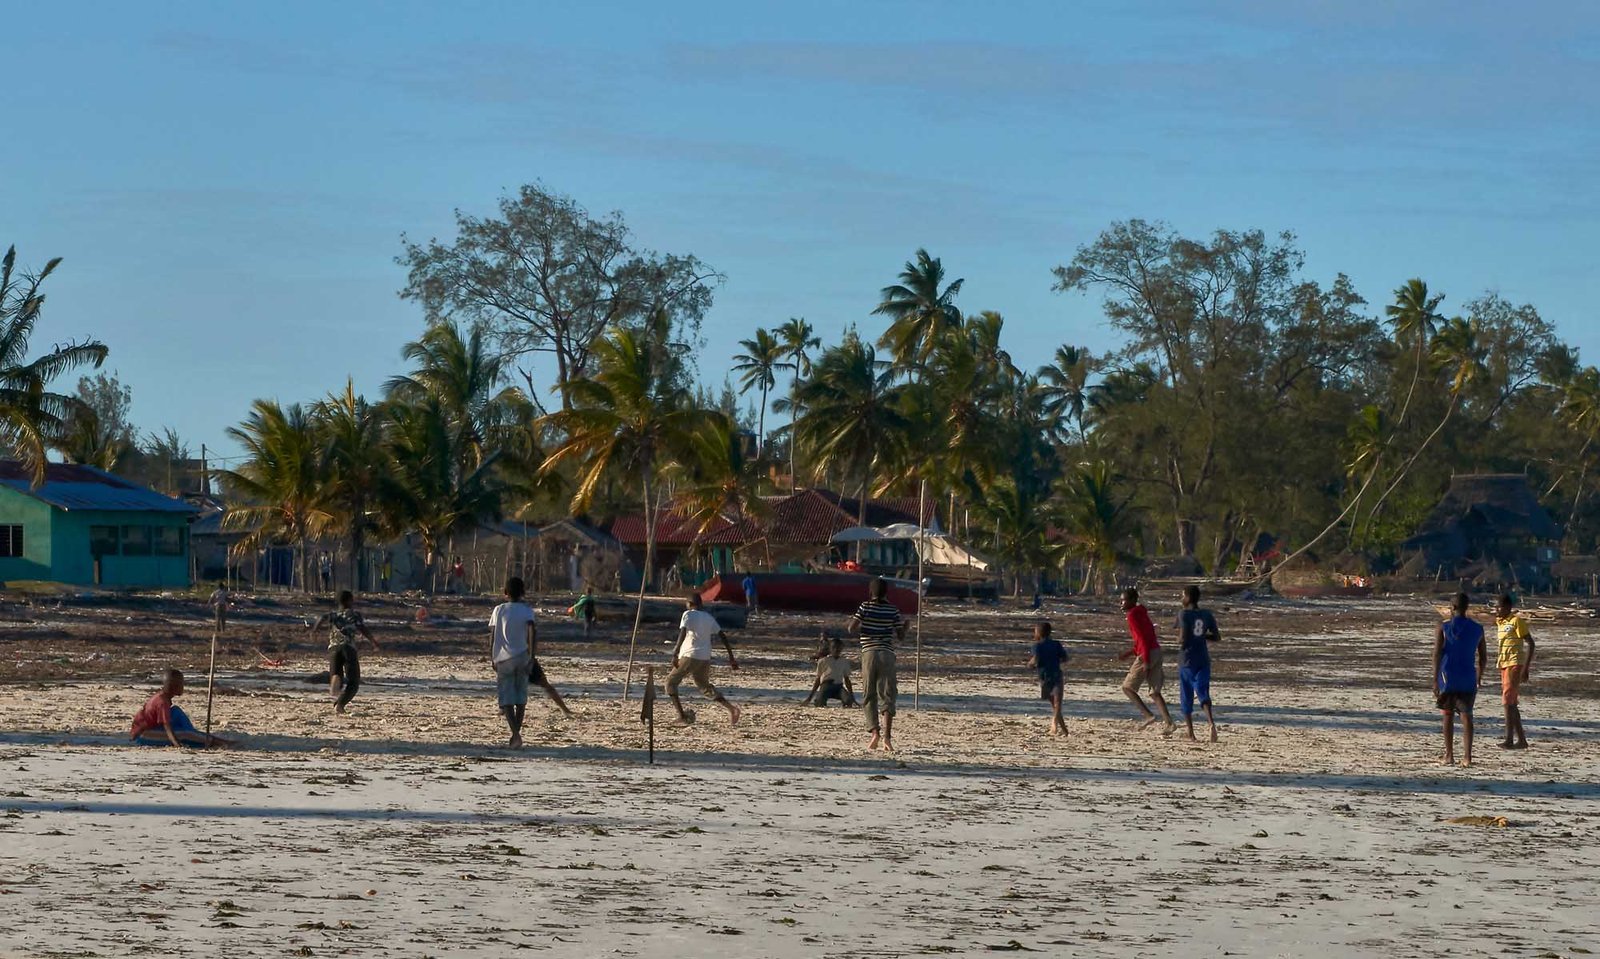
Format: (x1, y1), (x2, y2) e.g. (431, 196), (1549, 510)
(1027, 621), (1069, 736)
(1435, 592), (1487, 766)
(1175, 585), (1221, 742)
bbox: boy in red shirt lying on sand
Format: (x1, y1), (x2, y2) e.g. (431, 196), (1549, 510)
(130, 669), (233, 749)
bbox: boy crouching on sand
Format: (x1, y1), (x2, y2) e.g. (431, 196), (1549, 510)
(1027, 621), (1069, 736)
(806, 636), (856, 707)
(130, 669), (233, 748)
(1434, 592), (1486, 767)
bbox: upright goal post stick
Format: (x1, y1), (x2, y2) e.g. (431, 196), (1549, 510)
(914, 477), (926, 710)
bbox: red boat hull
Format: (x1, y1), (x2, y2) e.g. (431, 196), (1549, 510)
(698, 573), (919, 615)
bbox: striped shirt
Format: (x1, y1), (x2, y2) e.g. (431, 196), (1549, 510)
(854, 599), (903, 651)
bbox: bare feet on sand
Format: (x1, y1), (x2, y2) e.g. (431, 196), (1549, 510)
(1210, 727), (1219, 743)
(729, 704), (742, 726)
(1140, 716), (1159, 729)
(509, 734), (522, 749)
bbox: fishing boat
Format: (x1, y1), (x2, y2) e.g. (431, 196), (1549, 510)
(697, 572), (920, 614)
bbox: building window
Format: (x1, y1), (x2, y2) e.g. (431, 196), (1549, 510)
(90, 525), (120, 556)
(0, 525), (22, 558)
(154, 526), (184, 556)
(122, 525), (153, 556)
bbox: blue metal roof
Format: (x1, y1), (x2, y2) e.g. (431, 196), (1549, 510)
(0, 462), (198, 514)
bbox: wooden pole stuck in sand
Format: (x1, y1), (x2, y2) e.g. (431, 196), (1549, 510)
(203, 622), (220, 739)
(914, 478), (926, 710)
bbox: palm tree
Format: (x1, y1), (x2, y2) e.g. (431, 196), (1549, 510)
(383, 395), (506, 590)
(1385, 279), (1445, 431)
(316, 381), (391, 591)
(1362, 316), (1488, 535)
(1038, 345), (1097, 445)
(673, 414), (772, 567)
(1, 247), (109, 484)
(973, 477), (1060, 596)
(731, 327), (792, 455)
(873, 249), (963, 371)
(1058, 461), (1137, 594)
(776, 317), (820, 488)
(386, 321), (523, 472)
(218, 401), (333, 592)
(539, 321), (698, 699)
(790, 333), (909, 535)
(1554, 365), (1600, 528)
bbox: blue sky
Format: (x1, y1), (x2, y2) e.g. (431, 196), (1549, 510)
(7, 0), (1598, 465)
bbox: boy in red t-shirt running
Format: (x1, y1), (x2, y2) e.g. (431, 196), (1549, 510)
(130, 669), (233, 749)
(1117, 588), (1175, 733)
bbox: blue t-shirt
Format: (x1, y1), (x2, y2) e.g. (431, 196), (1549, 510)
(1438, 616), (1484, 692)
(742, 576), (756, 596)
(1175, 609), (1218, 671)
(1033, 638), (1067, 676)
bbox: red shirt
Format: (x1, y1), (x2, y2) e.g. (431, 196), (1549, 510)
(1126, 605), (1160, 661)
(130, 692), (173, 738)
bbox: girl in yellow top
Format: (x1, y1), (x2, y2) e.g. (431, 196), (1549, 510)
(1494, 593), (1536, 750)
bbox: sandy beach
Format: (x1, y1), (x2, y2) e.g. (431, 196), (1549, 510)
(2, 593), (1598, 957)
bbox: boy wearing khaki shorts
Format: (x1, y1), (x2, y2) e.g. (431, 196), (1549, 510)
(1118, 588), (1175, 733)
(667, 594), (742, 725)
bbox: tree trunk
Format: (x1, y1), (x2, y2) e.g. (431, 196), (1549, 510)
(349, 498), (366, 593)
(757, 385), (768, 457)
(789, 382), (799, 491)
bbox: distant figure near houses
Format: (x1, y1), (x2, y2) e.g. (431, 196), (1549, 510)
(208, 581), (230, 633)
(742, 572), (758, 613)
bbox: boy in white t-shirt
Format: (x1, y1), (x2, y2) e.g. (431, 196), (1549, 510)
(667, 594), (742, 725)
(489, 577), (572, 748)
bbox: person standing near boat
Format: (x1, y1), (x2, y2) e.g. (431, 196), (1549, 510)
(848, 577), (907, 751)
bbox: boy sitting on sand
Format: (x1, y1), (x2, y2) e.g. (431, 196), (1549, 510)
(1026, 621), (1068, 736)
(805, 636), (856, 707)
(1434, 592), (1486, 766)
(130, 669), (232, 749)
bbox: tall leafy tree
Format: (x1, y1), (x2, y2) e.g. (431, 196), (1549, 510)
(0, 247), (109, 484)
(1058, 462), (1138, 594)
(398, 184), (720, 410)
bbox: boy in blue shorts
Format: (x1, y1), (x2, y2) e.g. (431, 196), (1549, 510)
(1175, 585), (1221, 742)
(130, 669), (233, 748)
(1435, 592), (1487, 766)
(1026, 621), (1069, 736)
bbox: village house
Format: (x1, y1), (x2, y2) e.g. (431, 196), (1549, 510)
(0, 462), (198, 589)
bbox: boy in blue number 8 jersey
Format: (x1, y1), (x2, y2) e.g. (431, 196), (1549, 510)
(1175, 585), (1221, 742)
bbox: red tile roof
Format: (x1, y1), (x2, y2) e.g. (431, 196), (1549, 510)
(604, 509), (735, 547)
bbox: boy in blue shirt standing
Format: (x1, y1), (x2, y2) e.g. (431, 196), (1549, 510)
(1175, 585), (1221, 742)
(1435, 592), (1487, 766)
(1026, 621), (1069, 736)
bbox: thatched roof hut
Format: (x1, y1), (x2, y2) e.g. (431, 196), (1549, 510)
(1402, 474), (1561, 582)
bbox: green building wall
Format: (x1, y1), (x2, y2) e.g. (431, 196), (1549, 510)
(0, 488), (192, 588)
(0, 491), (55, 582)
